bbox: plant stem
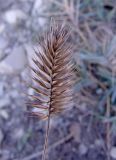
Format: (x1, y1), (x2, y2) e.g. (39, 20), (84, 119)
(42, 112), (51, 160)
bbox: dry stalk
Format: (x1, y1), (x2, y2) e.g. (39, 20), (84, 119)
(27, 19), (74, 160)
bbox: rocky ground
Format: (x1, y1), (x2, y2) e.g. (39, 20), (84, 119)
(0, 0), (116, 160)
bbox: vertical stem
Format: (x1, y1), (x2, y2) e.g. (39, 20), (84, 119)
(42, 112), (51, 160)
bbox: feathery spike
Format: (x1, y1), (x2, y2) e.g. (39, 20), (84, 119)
(28, 19), (74, 160)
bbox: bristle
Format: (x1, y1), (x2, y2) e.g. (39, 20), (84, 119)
(28, 19), (74, 160)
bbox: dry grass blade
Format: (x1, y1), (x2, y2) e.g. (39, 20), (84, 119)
(28, 19), (74, 160)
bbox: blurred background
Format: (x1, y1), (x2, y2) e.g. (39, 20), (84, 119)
(0, 0), (116, 160)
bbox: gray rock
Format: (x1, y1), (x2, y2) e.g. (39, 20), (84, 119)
(0, 109), (9, 119)
(4, 9), (27, 25)
(110, 147), (116, 159)
(79, 144), (88, 155)
(0, 37), (8, 49)
(0, 97), (10, 108)
(0, 46), (27, 73)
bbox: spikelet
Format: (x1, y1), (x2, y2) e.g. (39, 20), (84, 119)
(27, 20), (74, 160)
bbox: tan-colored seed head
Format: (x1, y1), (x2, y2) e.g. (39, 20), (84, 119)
(28, 19), (74, 120)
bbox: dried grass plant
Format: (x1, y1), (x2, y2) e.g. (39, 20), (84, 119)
(27, 19), (74, 160)
(39, 1), (116, 159)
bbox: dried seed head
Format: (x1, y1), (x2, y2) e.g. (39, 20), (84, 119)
(28, 20), (74, 120)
